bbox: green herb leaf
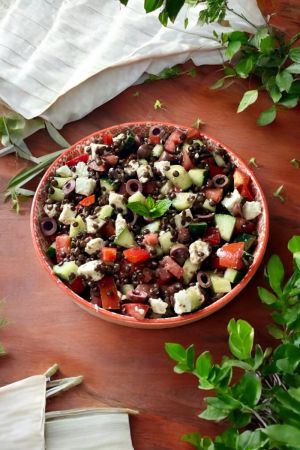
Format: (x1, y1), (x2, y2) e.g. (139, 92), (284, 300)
(119, 0), (128, 4)
(237, 90), (258, 113)
(235, 56), (254, 79)
(144, 0), (163, 13)
(257, 105), (277, 126)
(286, 63), (300, 74)
(195, 351), (213, 379)
(226, 41), (241, 60)
(267, 324), (284, 339)
(45, 121), (70, 148)
(199, 405), (229, 421)
(192, 117), (205, 129)
(165, 342), (186, 362)
(228, 319), (254, 360)
(278, 94), (299, 108)
(267, 254), (285, 296)
(291, 158), (300, 168)
(273, 184), (285, 203)
(275, 70), (293, 92)
(249, 157), (258, 168)
(263, 424), (300, 448)
(146, 195), (156, 210)
(289, 46), (300, 63)
(232, 373), (262, 408)
(154, 99), (163, 109)
(288, 236), (300, 254)
(257, 287), (278, 305)
(126, 201), (150, 217)
(150, 198), (172, 218)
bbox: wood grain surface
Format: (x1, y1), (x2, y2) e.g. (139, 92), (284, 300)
(0, 3), (299, 449)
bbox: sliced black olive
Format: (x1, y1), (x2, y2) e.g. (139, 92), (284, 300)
(212, 174), (229, 188)
(62, 179), (76, 195)
(40, 217), (57, 236)
(137, 144), (152, 159)
(126, 179), (143, 195)
(197, 271), (211, 289)
(170, 244), (189, 266)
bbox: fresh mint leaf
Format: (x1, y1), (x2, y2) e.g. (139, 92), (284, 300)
(154, 99), (163, 109)
(228, 319), (254, 360)
(237, 90), (258, 113)
(263, 424), (300, 448)
(127, 201), (150, 217)
(146, 195), (156, 210)
(275, 70), (293, 92)
(150, 198), (172, 218)
(195, 351), (213, 379)
(226, 41), (241, 60)
(128, 196), (171, 218)
(286, 63), (300, 74)
(165, 342), (186, 362)
(289, 46), (300, 63)
(257, 105), (277, 126)
(257, 287), (278, 305)
(266, 254), (284, 296)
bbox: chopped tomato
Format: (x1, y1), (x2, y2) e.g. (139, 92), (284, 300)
(164, 130), (184, 153)
(88, 161), (107, 172)
(234, 218), (256, 235)
(239, 183), (254, 201)
(233, 168), (250, 188)
(66, 153), (89, 167)
(205, 188), (223, 204)
(122, 303), (149, 320)
(102, 154), (119, 166)
(101, 220), (115, 238)
(161, 256), (183, 280)
(149, 126), (162, 144)
(206, 157), (224, 177)
(99, 276), (120, 309)
(91, 293), (101, 307)
(155, 267), (173, 285)
(142, 268), (154, 283)
(102, 247), (117, 263)
(149, 134), (160, 145)
(55, 235), (71, 262)
(203, 227), (221, 246)
(217, 242), (245, 270)
(79, 194), (95, 207)
(186, 128), (201, 140)
(69, 277), (85, 294)
(102, 132), (113, 146)
(182, 147), (195, 171)
(123, 247), (151, 264)
(143, 233), (159, 246)
(210, 255), (223, 270)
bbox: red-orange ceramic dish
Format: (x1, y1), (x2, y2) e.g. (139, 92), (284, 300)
(31, 122), (269, 329)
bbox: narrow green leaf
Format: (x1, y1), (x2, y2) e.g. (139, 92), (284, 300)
(235, 56), (253, 79)
(273, 184), (285, 203)
(165, 0), (185, 22)
(158, 10), (168, 26)
(232, 373), (262, 408)
(263, 424), (300, 448)
(199, 405), (228, 421)
(268, 324), (284, 339)
(289, 46), (300, 63)
(257, 105), (276, 126)
(195, 351), (213, 379)
(276, 70), (293, 92)
(228, 319), (254, 360)
(211, 78), (225, 90)
(165, 342), (186, 363)
(237, 90), (258, 113)
(45, 121), (70, 148)
(267, 254), (285, 295)
(278, 94), (299, 108)
(257, 287), (278, 305)
(225, 41), (241, 60)
(286, 63), (300, 74)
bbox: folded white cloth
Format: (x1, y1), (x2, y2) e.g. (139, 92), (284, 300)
(0, 0), (265, 128)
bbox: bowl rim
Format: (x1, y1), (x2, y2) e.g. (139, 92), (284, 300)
(30, 121), (269, 328)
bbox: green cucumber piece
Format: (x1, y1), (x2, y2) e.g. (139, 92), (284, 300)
(224, 268), (243, 284)
(98, 204), (113, 220)
(141, 220), (161, 234)
(46, 242), (56, 259)
(203, 199), (216, 212)
(114, 227), (136, 248)
(233, 233), (256, 251)
(188, 222), (207, 238)
(152, 144), (164, 158)
(188, 169), (208, 187)
(213, 151), (226, 167)
(160, 180), (172, 195)
(183, 258), (199, 284)
(121, 284), (134, 295)
(172, 192), (196, 211)
(54, 177), (72, 188)
(193, 139), (204, 146)
(56, 165), (73, 177)
(166, 165), (192, 190)
(128, 191), (146, 204)
(210, 274), (232, 294)
(100, 178), (114, 193)
(53, 261), (78, 282)
(49, 187), (65, 202)
(215, 214), (236, 242)
(186, 285), (203, 310)
(158, 231), (173, 253)
(69, 215), (86, 238)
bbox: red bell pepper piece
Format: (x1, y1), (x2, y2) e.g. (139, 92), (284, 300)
(217, 242), (245, 270)
(79, 194), (95, 207)
(101, 247), (117, 263)
(239, 183), (254, 201)
(66, 153), (89, 167)
(143, 233), (159, 246)
(101, 220), (115, 238)
(123, 247), (151, 264)
(203, 227), (221, 246)
(186, 128), (201, 140)
(55, 235), (71, 262)
(88, 161), (107, 172)
(206, 157), (224, 177)
(155, 267), (173, 285)
(205, 188), (223, 204)
(164, 130), (184, 153)
(141, 268), (154, 283)
(99, 276), (120, 310)
(161, 256), (183, 280)
(122, 303), (149, 320)
(149, 134), (161, 145)
(182, 147), (195, 171)
(69, 277), (85, 294)
(102, 132), (113, 146)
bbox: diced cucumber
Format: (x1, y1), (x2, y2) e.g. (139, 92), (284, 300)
(98, 204), (113, 220)
(154, 245), (164, 257)
(172, 192), (196, 211)
(54, 177), (72, 188)
(49, 187), (65, 202)
(53, 261), (78, 282)
(152, 144), (164, 158)
(139, 159), (148, 165)
(141, 220), (161, 234)
(183, 258), (199, 284)
(215, 214), (236, 242)
(174, 209), (193, 229)
(100, 178), (114, 193)
(213, 151), (226, 167)
(69, 215), (86, 238)
(121, 284), (134, 295)
(114, 227), (136, 248)
(56, 165), (73, 177)
(193, 139), (204, 146)
(128, 191), (146, 204)
(186, 285), (204, 310)
(166, 165), (192, 190)
(203, 199), (216, 212)
(158, 231), (173, 253)
(224, 268), (243, 284)
(210, 274), (232, 294)
(188, 169), (208, 187)
(160, 180), (172, 195)
(233, 233), (256, 251)
(46, 242), (56, 259)
(188, 222), (207, 238)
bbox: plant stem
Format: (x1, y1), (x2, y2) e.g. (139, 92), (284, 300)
(226, 6), (259, 30)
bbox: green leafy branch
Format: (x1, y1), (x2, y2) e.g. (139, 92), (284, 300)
(165, 236), (300, 450)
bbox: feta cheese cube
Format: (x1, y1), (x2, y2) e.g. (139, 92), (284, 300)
(189, 239), (211, 265)
(89, 143), (106, 159)
(124, 159), (140, 176)
(174, 209), (193, 229)
(78, 260), (103, 281)
(137, 164), (153, 183)
(56, 165), (73, 178)
(109, 191), (127, 213)
(44, 204), (57, 218)
(86, 216), (105, 234)
(154, 161), (171, 175)
(58, 204), (77, 225)
(221, 188), (242, 214)
(242, 201), (262, 220)
(113, 133), (125, 142)
(75, 161), (89, 177)
(85, 238), (105, 255)
(75, 177), (96, 196)
(174, 289), (192, 315)
(115, 213), (127, 236)
(149, 298), (168, 315)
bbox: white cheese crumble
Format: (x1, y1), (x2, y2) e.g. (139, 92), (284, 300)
(85, 238), (105, 255)
(221, 188), (242, 214)
(86, 216), (105, 234)
(174, 285), (204, 315)
(58, 204), (77, 225)
(115, 213), (127, 236)
(189, 239), (211, 265)
(75, 161), (89, 177)
(89, 143), (106, 160)
(44, 204), (57, 218)
(154, 161), (171, 175)
(56, 165), (73, 178)
(174, 209), (193, 229)
(149, 298), (168, 315)
(113, 133), (125, 142)
(242, 201), (262, 220)
(137, 164), (153, 183)
(124, 159), (140, 176)
(78, 260), (103, 281)
(75, 177), (96, 196)
(109, 191), (127, 213)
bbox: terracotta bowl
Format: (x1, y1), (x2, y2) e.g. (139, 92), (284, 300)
(31, 121), (269, 329)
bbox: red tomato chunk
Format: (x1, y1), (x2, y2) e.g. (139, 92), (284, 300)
(217, 242), (245, 270)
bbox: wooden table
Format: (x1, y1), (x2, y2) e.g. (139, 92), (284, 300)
(0, 4), (299, 449)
